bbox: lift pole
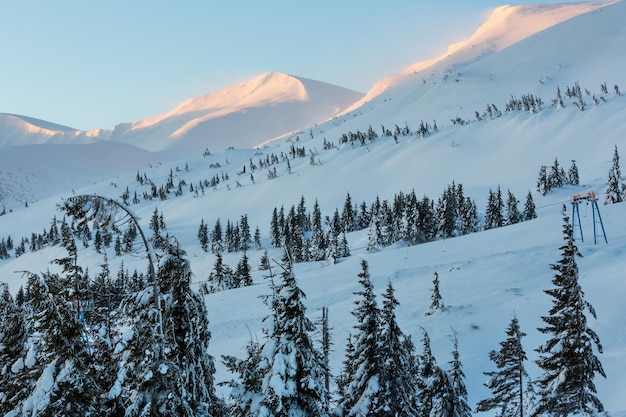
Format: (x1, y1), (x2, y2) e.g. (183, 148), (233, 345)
(571, 191), (608, 244)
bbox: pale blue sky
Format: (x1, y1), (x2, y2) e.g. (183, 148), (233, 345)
(0, 1), (599, 130)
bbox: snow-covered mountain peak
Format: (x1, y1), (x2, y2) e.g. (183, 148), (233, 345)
(131, 72), (309, 131)
(108, 72), (362, 154)
(349, 0), (615, 109)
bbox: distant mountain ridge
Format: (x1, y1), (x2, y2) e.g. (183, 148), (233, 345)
(0, 73), (363, 156)
(104, 72), (364, 156)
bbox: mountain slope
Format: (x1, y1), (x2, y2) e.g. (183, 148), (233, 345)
(343, 0), (619, 117)
(106, 72), (363, 156)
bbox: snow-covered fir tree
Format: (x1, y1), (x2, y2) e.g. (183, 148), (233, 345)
(222, 338), (264, 417)
(113, 241), (225, 416)
(376, 281), (420, 416)
(605, 145), (624, 204)
(426, 272), (445, 315)
(366, 214), (384, 251)
(446, 330), (472, 417)
(505, 189), (522, 225)
(547, 158), (566, 190)
(522, 191), (537, 221)
(567, 160), (580, 186)
(198, 218), (209, 252)
(417, 329), (449, 417)
(234, 252), (253, 287)
(532, 206), (605, 417)
(4, 270), (101, 416)
(0, 282), (27, 410)
(476, 314), (532, 417)
(208, 252), (234, 293)
(537, 166), (548, 196)
(252, 258), (330, 417)
(335, 260), (382, 416)
(485, 186), (504, 230)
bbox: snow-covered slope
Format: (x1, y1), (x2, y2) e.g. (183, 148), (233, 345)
(1, 1), (626, 415)
(343, 0), (619, 117)
(0, 142), (161, 209)
(0, 113), (100, 147)
(105, 72), (363, 156)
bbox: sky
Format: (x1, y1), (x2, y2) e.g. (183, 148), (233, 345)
(0, 0), (606, 131)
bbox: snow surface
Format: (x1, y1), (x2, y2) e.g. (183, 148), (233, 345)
(1, 1), (626, 415)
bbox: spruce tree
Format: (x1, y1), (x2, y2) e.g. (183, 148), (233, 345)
(506, 189), (522, 225)
(335, 260), (382, 416)
(485, 186), (504, 230)
(537, 166), (548, 196)
(0, 282), (27, 409)
(211, 218), (223, 254)
(426, 272), (445, 315)
(417, 329), (447, 417)
(117, 242), (224, 416)
(255, 260), (329, 416)
(6, 271), (101, 416)
(222, 338), (264, 417)
(522, 191), (537, 221)
(476, 314), (531, 417)
(605, 145), (624, 204)
(447, 330), (472, 417)
(208, 252), (233, 293)
(235, 252), (253, 287)
(567, 160), (580, 186)
(533, 206), (605, 416)
(198, 218), (209, 252)
(376, 281), (419, 416)
(547, 158), (565, 190)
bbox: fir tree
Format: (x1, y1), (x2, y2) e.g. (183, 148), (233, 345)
(506, 189), (522, 225)
(211, 218), (223, 254)
(458, 196), (479, 235)
(239, 214), (251, 251)
(485, 186), (504, 230)
(198, 218), (209, 252)
(116, 242), (225, 416)
(547, 158), (565, 190)
(533, 206), (605, 416)
(335, 260), (382, 416)
(476, 314), (531, 417)
(426, 272), (445, 315)
(235, 252), (253, 287)
(447, 330), (472, 417)
(208, 252), (234, 293)
(222, 338), (264, 417)
(367, 214), (384, 251)
(376, 281), (420, 416)
(567, 160), (580, 186)
(537, 166), (548, 196)
(342, 192), (356, 233)
(0, 282), (27, 408)
(254, 226), (262, 250)
(436, 185), (458, 238)
(259, 250), (271, 271)
(255, 260), (330, 416)
(605, 145), (624, 204)
(522, 191), (537, 221)
(6, 271), (101, 416)
(417, 329), (447, 417)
